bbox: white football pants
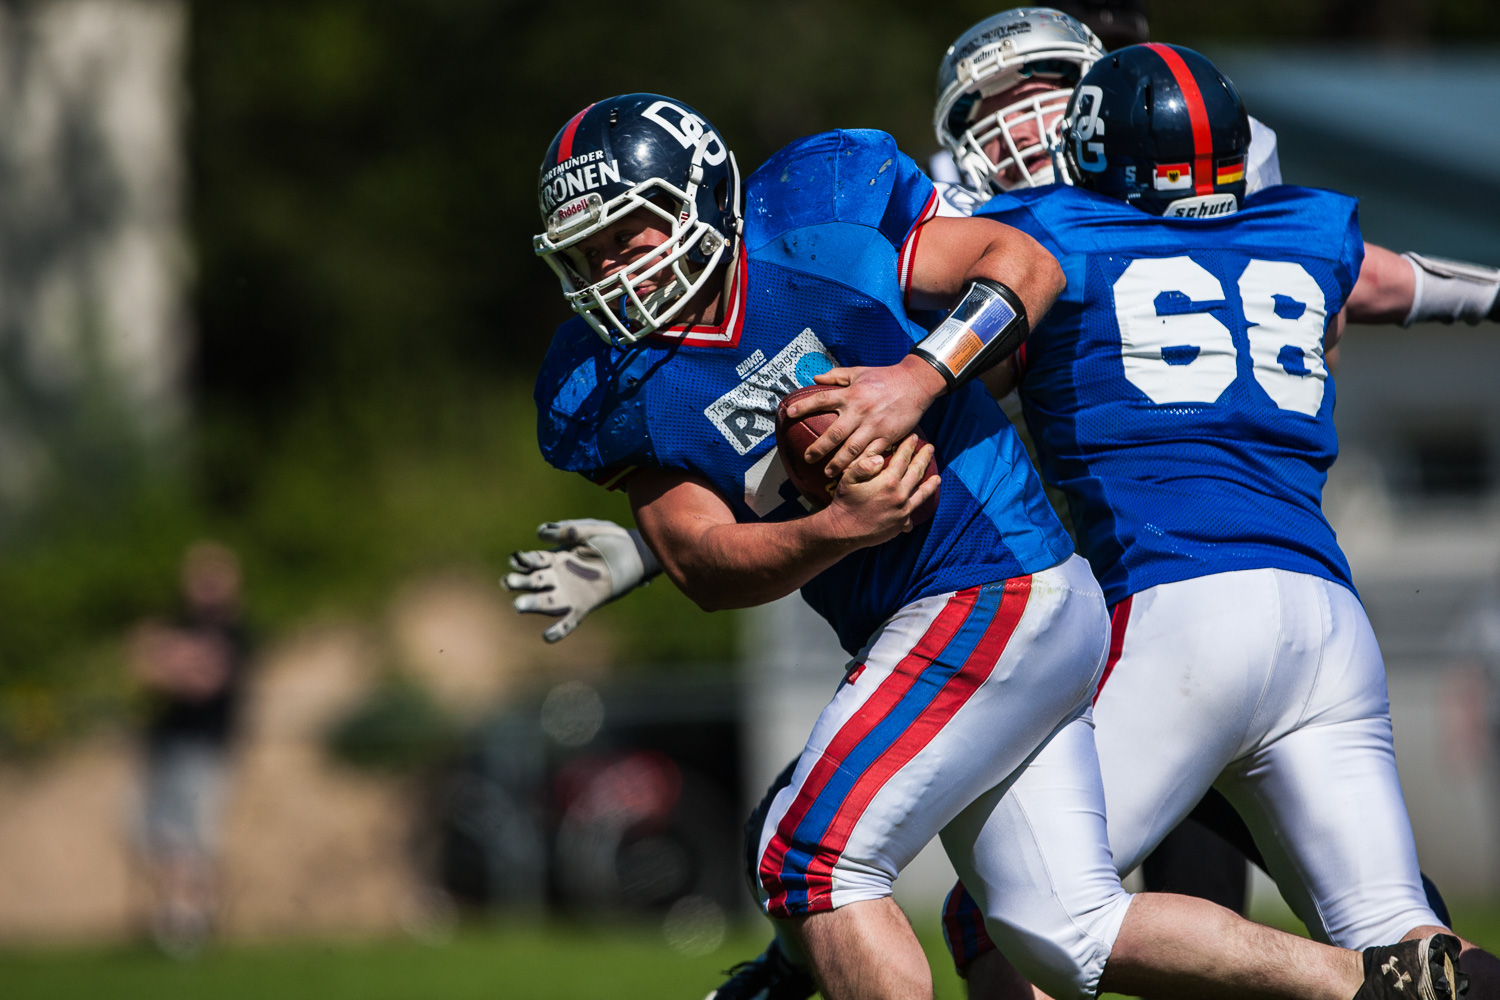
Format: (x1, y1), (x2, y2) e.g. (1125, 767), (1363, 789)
(1094, 567), (1441, 948)
(755, 554), (1133, 1000)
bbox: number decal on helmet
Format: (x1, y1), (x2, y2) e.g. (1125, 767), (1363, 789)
(1072, 85), (1107, 173)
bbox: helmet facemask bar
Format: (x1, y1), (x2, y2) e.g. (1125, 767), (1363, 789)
(952, 87), (1074, 193)
(534, 172), (733, 347)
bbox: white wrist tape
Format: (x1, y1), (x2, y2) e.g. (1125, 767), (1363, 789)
(1402, 252), (1500, 327)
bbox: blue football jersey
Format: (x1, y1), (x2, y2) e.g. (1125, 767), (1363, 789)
(535, 130), (1073, 653)
(975, 183), (1364, 607)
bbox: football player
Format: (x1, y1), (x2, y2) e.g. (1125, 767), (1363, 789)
(508, 7), (1497, 666)
(512, 10), (1499, 1000)
(925, 3), (1278, 214)
(804, 41), (1500, 1000)
(528, 93), (1462, 1000)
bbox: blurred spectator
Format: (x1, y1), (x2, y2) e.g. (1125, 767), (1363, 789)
(1451, 569), (1500, 741)
(127, 541), (251, 957)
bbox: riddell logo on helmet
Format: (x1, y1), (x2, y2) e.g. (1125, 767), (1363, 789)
(554, 198), (591, 224)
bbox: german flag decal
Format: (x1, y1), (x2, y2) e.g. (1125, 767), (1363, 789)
(1216, 155), (1246, 186)
(1154, 162), (1193, 191)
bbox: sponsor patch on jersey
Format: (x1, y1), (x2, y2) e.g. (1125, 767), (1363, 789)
(703, 328), (836, 455)
(1215, 155), (1245, 186)
(1154, 162), (1193, 191)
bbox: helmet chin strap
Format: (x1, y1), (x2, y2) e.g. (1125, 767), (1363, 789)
(1020, 162), (1055, 187)
(981, 157), (1056, 194)
(630, 240), (737, 332)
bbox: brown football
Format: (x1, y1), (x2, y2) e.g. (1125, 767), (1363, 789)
(774, 384), (940, 523)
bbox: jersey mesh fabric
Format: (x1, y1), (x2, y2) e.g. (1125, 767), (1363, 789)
(979, 184), (1362, 606)
(536, 130), (1072, 652)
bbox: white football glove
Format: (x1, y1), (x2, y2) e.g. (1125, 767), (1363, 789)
(504, 519), (661, 643)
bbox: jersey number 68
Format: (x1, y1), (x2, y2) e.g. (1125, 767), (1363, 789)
(1113, 255), (1329, 417)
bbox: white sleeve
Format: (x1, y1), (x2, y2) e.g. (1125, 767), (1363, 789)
(1245, 116), (1282, 195)
(927, 149), (962, 185)
(933, 181), (986, 218)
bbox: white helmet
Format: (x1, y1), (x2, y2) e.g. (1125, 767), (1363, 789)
(934, 8), (1105, 193)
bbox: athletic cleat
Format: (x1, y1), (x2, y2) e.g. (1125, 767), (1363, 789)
(704, 938), (817, 1000)
(1353, 933), (1467, 1000)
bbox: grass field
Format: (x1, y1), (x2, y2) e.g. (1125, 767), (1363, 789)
(0, 920), (968, 1000)
(4, 907), (1500, 1000)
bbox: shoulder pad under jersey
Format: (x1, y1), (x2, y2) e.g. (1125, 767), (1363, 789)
(534, 317), (657, 482)
(744, 130), (936, 252)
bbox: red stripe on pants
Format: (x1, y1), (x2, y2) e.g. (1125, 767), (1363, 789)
(799, 579), (1033, 907)
(759, 587), (979, 914)
(1092, 595), (1133, 705)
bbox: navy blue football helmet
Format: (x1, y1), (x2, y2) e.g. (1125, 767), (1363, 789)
(1055, 44), (1250, 218)
(534, 94), (741, 345)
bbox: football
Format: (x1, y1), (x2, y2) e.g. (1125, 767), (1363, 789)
(774, 384), (939, 522)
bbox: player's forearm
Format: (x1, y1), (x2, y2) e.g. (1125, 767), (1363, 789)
(648, 513), (866, 612)
(1348, 241), (1500, 327)
(978, 355), (1020, 400)
(1345, 242), (1415, 324)
(907, 217), (1064, 325)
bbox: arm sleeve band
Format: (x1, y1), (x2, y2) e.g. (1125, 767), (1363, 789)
(1402, 252), (1500, 327)
(910, 278), (1029, 390)
(627, 528), (663, 580)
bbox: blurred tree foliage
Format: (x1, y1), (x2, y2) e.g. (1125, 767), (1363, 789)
(1, 0), (1496, 750)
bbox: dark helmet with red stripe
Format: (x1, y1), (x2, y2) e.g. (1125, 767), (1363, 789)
(1055, 44), (1250, 218)
(533, 94), (741, 345)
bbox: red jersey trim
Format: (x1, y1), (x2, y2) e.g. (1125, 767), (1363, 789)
(1013, 342), (1031, 381)
(647, 249), (749, 349)
(899, 191), (941, 306)
(1145, 45), (1214, 197)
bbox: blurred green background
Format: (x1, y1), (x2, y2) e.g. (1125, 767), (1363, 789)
(1, 0), (1498, 738)
(0, 0), (1495, 993)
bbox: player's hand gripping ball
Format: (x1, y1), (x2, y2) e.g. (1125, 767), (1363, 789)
(776, 385), (940, 523)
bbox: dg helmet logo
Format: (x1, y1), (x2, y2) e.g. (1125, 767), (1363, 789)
(642, 100), (728, 166)
(1072, 85), (1107, 173)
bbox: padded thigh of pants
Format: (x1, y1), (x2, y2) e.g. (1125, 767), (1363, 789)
(941, 715), (1132, 1000)
(756, 556), (1110, 917)
(1092, 569), (1437, 948)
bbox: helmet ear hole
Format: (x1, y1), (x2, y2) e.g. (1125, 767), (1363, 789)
(715, 178), (728, 212)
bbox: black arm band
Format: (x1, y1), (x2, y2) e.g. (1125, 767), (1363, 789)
(910, 278), (1029, 390)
